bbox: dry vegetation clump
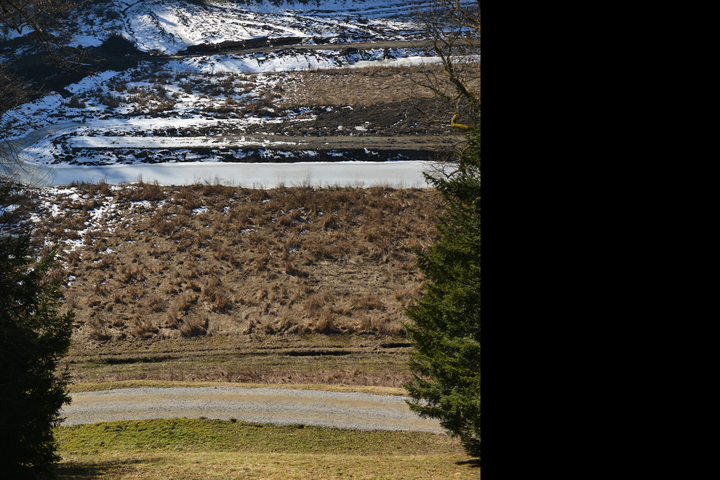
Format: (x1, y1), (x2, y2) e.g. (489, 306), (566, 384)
(64, 95), (86, 109)
(129, 316), (158, 339)
(26, 183), (441, 347)
(278, 64), (480, 108)
(180, 317), (208, 337)
(118, 179), (165, 202)
(86, 316), (110, 341)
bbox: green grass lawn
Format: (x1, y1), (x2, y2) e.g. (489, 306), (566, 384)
(55, 418), (480, 479)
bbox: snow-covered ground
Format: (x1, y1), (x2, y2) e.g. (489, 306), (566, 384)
(1, 50), (440, 144)
(1, 0), (477, 186)
(3, 53), (457, 169)
(1, 1), (444, 148)
(20, 159), (433, 188)
(45, 0), (430, 53)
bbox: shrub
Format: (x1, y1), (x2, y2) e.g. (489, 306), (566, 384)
(315, 308), (335, 333)
(165, 311), (179, 329)
(404, 129), (481, 459)
(130, 317), (157, 339)
(66, 95), (85, 109)
(146, 295), (168, 313)
(87, 317), (111, 340)
(1, 184), (74, 478)
(120, 179), (164, 201)
(302, 294), (323, 316)
(180, 317), (207, 337)
(174, 293), (196, 313)
(203, 279), (232, 313)
(210, 290), (232, 313)
(254, 246), (270, 270)
(284, 260), (305, 276)
(355, 294), (384, 311)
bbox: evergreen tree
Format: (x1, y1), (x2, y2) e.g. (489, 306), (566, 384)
(1, 184), (74, 479)
(403, 129), (481, 458)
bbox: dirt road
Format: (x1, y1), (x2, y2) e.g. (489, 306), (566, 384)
(61, 387), (443, 433)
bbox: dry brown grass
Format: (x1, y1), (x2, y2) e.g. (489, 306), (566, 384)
(180, 317), (208, 337)
(118, 179), (165, 202)
(86, 317), (110, 341)
(145, 295), (168, 313)
(27, 184), (441, 347)
(129, 316), (158, 339)
(278, 63), (480, 108)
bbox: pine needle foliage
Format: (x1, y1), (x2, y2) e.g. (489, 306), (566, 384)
(403, 128), (480, 458)
(1, 184), (74, 479)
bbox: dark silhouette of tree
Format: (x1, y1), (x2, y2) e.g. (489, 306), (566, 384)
(407, 0), (480, 131)
(1, 183), (74, 479)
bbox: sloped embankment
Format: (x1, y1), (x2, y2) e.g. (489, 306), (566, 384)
(45, 183), (438, 342)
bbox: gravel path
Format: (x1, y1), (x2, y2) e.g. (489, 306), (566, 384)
(61, 387), (443, 433)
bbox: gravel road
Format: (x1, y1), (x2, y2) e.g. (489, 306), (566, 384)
(61, 387), (443, 433)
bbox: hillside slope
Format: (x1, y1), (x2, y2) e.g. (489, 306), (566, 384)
(1, 183), (444, 386)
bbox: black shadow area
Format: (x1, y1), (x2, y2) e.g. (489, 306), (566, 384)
(55, 457), (160, 479)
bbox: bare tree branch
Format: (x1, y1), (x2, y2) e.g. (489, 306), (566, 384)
(406, 0), (481, 131)
(1, 0), (86, 183)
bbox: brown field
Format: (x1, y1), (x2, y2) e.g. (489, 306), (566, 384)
(12, 183), (444, 386)
(279, 64), (456, 107)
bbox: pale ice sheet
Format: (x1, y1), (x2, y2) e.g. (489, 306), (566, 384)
(20, 161), (433, 188)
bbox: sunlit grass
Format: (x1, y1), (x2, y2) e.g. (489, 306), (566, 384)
(55, 418), (480, 479)
(57, 451), (478, 479)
